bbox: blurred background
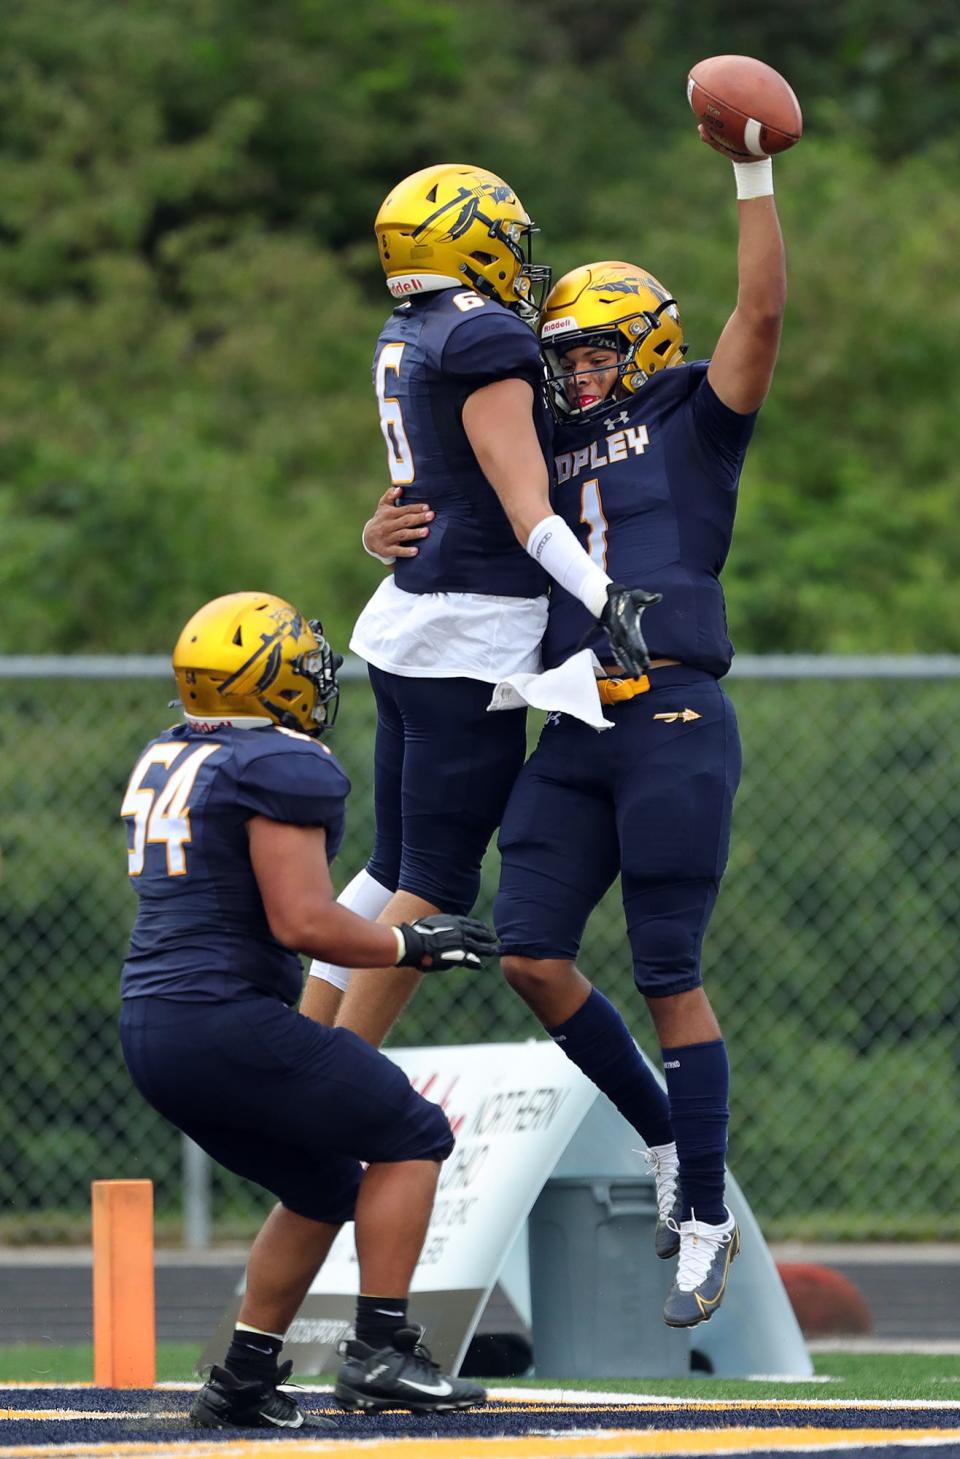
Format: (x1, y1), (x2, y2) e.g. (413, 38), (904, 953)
(2, 0), (959, 1247)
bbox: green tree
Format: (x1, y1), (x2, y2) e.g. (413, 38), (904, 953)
(1, 0), (959, 653)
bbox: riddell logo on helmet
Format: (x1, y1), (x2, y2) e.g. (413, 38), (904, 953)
(541, 315), (578, 338)
(388, 275), (424, 296)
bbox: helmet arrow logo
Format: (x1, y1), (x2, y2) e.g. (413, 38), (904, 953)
(220, 614), (301, 698)
(414, 183), (515, 244)
(591, 279), (643, 295)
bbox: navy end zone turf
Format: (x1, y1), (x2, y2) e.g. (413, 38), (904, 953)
(3, 1385), (960, 1454)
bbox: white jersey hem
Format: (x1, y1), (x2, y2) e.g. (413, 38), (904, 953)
(350, 576), (547, 684)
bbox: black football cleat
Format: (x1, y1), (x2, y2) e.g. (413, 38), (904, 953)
(662, 1208), (741, 1327)
(190, 1361), (334, 1430)
(334, 1325), (486, 1413)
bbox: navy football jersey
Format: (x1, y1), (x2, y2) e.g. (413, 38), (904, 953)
(375, 288), (551, 598)
(541, 362), (757, 677)
(120, 723), (350, 1006)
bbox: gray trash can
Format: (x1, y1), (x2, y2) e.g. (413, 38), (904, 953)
(528, 1175), (689, 1378)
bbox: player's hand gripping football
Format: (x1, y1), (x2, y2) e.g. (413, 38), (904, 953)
(363, 487), (434, 560)
(696, 123), (765, 162)
(396, 915), (500, 972)
(600, 583), (662, 679)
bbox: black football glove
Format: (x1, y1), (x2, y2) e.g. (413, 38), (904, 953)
(599, 582), (662, 678)
(396, 915), (500, 972)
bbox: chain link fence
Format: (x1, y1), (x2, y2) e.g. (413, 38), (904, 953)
(2, 656), (958, 1244)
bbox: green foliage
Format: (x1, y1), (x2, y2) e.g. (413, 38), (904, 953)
(1, 0), (959, 652)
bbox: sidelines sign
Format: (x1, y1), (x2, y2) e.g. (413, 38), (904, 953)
(384, 1042), (597, 1295)
(281, 1042), (595, 1373)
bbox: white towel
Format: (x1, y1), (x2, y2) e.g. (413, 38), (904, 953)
(486, 648), (613, 731)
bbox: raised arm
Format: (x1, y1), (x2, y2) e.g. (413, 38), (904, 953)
(705, 146), (787, 415)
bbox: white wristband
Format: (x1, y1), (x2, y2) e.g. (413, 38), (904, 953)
(362, 523), (396, 567)
(526, 514), (611, 619)
(392, 925), (406, 965)
(733, 157), (774, 201)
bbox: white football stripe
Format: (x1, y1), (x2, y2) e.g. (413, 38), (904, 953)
(744, 117), (766, 156)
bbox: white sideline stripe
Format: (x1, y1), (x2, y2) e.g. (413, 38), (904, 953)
(487, 1391), (960, 1409)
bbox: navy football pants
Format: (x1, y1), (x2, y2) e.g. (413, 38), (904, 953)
(365, 665), (527, 915)
(120, 993), (454, 1224)
(495, 666), (741, 996)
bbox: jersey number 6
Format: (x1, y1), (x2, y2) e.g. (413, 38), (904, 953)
(375, 342), (415, 486)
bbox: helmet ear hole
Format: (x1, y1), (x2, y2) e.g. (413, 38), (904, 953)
(232, 627), (243, 645)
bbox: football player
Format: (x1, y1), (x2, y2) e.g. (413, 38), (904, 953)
(360, 133), (787, 1327)
(301, 163), (658, 1044)
(119, 592), (495, 1425)
(493, 132), (788, 1329)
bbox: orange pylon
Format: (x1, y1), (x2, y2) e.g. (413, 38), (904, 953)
(92, 1179), (156, 1388)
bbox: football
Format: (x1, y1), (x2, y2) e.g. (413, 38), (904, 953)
(687, 55), (802, 159)
(776, 1262), (873, 1337)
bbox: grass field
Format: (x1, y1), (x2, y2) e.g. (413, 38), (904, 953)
(2, 1345), (959, 1403)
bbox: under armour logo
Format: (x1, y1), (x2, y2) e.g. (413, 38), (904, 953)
(604, 410), (630, 430)
(545, 711), (562, 727)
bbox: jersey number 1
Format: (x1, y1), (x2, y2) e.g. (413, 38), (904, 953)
(580, 477), (609, 569)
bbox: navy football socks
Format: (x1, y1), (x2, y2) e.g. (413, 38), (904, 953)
(225, 1326), (284, 1382)
(661, 1037), (730, 1224)
(355, 1294), (409, 1349)
(548, 988), (673, 1146)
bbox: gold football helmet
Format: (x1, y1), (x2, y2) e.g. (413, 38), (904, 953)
(172, 592), (340, 735)
(375, 162), (551, 325)
(540, 261), (686, 420)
